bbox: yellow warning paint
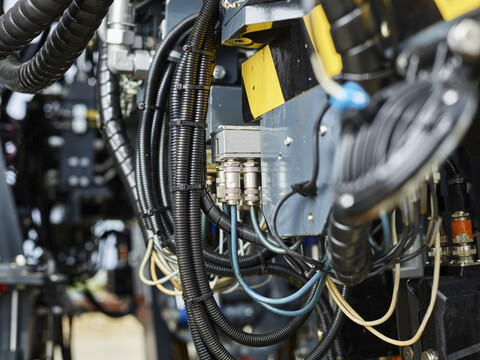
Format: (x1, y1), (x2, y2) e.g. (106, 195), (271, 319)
(303, 5), (343, 77)
(434, 0), (480, 21)
(242, 45), (285, 119)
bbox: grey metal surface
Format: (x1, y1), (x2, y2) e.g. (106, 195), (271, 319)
(398, 234), (425, 278)
(260, 86), (339, 237)
(207, 86), (245, 140)
(0, 139), (23, 262)
(165, 0), (202, 33)
(221, 0), (305, 48)
(211, 126), (261, 162)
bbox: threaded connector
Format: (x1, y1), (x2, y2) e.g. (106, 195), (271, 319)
(224, 159), (242, 206)
(216, 164), (226, 204)
(243, 159), (260, 206)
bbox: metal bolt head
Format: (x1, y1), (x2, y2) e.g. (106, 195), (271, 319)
(404, 346), (414, 360)
(307, 213), (314, 222)
(319, 125), (328, 136)
(15, 255), (27, 267)
(422, 349), (438, 360)
(213, 65), (227, 80)
(284, 136), (293, 146)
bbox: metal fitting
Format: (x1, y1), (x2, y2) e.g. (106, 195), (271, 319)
(421, 349), (438, 360)
(447, 18), (480, 61)
(243, 160), (260, 206)
(224, 159), (242, 206)
(451, 211), (477, 263)
(216, 165), (226, 204)
(106, 0), (151, 79)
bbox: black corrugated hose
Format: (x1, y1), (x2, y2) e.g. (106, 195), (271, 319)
(0, 0), (113, 93)
(0, 0), (71, 61)
(306, 286), (350, 360)
(136, 13), (198, 235)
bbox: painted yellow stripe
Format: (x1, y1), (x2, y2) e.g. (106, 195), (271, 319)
(303, 5), (342, 77)
(434, 0), (480, 21)
(242, 45), (285, 119)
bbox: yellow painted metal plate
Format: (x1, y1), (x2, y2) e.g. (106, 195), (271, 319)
(434, 0), (480, 21)
(242, 45), (285, 119)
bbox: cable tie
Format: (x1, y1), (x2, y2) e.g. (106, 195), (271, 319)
(137, 102), (168, 112)
(170, 119), (207, 129)
(175, 83), (210, 91)
(258, 252), (267, 275)
(183, 45), (215, 57)
(141, 206), (171, 218)
(182, 292), (214, 306)
(172, 183), (206, 192)
(291, 181), (317, 197)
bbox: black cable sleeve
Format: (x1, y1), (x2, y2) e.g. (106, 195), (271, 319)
(0, 0), (113, 93)
(0, 0), (71, 61)
(82, 288), (135, 318)
(443, 156), (460, 176)
(305, 285), (350, 360)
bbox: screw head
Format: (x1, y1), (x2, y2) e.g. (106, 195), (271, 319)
(284, 136), (293, 146)
(319, 125), (327, 136)
(213, 65), (227, 80)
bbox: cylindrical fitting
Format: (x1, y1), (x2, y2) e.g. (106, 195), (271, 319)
(216, 165), (226, 204)
(224, 159), (242, 206)
(243, 159), (260, 206)
(451, 211), (477, 263)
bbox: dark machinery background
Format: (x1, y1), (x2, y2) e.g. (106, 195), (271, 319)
(0, 0), (479, 359)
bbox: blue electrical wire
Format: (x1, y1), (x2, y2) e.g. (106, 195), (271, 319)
(229, 205), (328, 316)
(369, 212), (391, 255)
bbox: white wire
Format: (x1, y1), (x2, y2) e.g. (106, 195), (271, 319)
(139, 238), (180, 286)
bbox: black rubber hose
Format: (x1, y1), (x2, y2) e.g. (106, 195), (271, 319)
(0, 0), (71, 61)
(0, 0), (113, 93)
(135, 13), (198, 233)
(202, 263), (321, 347)
(97, 41), (152, 242)
(82, 288), (135, 318)
(305, 285), (350, 360)
(327, 212), (372, 285)
(320, 0), (383, 91)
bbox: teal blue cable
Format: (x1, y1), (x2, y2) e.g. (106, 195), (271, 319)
(230, 205), (326, 316)
(369, 212), (391, 254)
(256, 273), (327, 316)
(249, 207), (303, 254)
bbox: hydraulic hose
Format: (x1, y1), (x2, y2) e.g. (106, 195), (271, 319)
(0, 0), (113, 93)
(0, 0), (71, 61)
(97, 43), (138, 213)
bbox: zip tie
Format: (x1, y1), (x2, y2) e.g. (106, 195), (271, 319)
(175, 83), (211, 91)
(183, 45), (215, 57)
(137, 102), (168, 112)
(182, 292), (214, 306)
(172, 183), (206, 192)
(141, 206), (171, 219)
(170, 119), (207, 128)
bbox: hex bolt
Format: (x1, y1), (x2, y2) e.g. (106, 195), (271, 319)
(213, 65), (227, 80)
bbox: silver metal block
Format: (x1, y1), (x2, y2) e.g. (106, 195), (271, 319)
(211, 126), (261, 162)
